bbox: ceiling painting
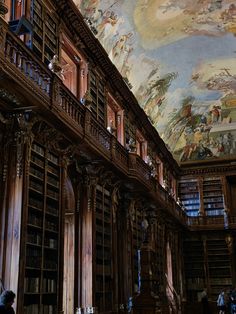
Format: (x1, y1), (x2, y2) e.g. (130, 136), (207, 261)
(74, 0), (236, 163)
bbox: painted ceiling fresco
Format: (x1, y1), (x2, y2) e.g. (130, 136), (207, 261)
(74, 0), (236, 163)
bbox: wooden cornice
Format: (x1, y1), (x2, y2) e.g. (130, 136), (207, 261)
(181, 162), (236, 176)
(54, 0), (179, 175)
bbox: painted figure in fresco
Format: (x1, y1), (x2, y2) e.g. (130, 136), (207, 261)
(96, 10), (118, 40)
(197, 141), (213, 159)
(80, 0), (100, 16)
(221, 4), (236, 22)
(109, 32), (134, 75)
(210, 105), (221, 123)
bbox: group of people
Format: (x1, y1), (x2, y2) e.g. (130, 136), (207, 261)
(201, 288), (236, 314)
(216, 289), (236, 314)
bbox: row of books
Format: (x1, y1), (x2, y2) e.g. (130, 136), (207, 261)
(24, 304), (56, 314)
(44, 238), (57, 249)
(182, 199), (200, 205)
(27, 232), (42, 246)
(45, 220), (57, 231)
(29, 181), (44, 193)
(203, 197), (223, 203)
(204, 203), (224, 209)
(205, 209), (224, 216)
(43, 278), (56, 293)
(25, 277), (40, 293)
(28, 213), (42, 227)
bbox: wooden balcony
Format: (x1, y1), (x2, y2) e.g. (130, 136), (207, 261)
(0, 17), (214, 229)
(3, 18), (234, 231)
(186, 214), (236, 230)
(0, 18), (186, 224)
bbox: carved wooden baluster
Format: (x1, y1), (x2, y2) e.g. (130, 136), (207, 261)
(5, 37), (14, 62)
(45, 77), (51, 94)
(18, 50), (26, 73)
(34, 65), (40, 84)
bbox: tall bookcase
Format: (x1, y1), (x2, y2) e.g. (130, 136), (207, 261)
(30, 0), (58, 65)
(178, 179), (200, 216)
(206, 238), (232, 299)
(203, 177), (224, 216)
(89, 70), (106, 125)
(24, 142), (61, 314)
(183, 238), (205, 302)
(124, 115), (136, 147)
(95, 185), (113, 312)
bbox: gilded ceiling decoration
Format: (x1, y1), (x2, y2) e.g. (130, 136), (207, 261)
(74, 0), (236, 163)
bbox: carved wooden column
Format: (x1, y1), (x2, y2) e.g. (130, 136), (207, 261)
(79, 167), (98, 310)
(0, 17), (7, 57)
(0, 116), (11, 287)
(132, 218), (161, 314)
(117, 199), (128, 313)
(111, 184), (121, 313)
(1, 113), (33, 312)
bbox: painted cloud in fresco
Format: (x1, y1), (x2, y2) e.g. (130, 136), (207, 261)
(75, 0), (236, 162)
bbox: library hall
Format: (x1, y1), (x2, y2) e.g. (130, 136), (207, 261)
(0, 0), (236, 313)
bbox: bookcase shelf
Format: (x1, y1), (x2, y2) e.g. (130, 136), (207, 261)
(206, 238), (232, 299)
(95, 185), (113, 312)
(178, 179), (200, 216)
(30, 0), (58, 65)
(89, 70), (106, 125)
(203, 177), (224, 216)
(24, 142), (61, 314)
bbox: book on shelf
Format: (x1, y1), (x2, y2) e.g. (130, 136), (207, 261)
(43, 278), (56, 293)
(24, 304), (40, 314)
(25, 277), (40, 293)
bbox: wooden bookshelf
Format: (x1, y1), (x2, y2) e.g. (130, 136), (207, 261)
(89, 70), (106, 125)
(178, 179), (200, 217)
(24, 142), (61, 314)
(183, 238), (205, 302)
(95, 185), (113, 312)
(206, 238), (232, 299)
(30, 0), (58, 65)
(202, 177), (224, 216)
(124, 115), (136, 147)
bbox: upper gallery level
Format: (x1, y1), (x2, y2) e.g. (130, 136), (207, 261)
(0, 0), (236, 230)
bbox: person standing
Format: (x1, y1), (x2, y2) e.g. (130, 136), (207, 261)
(0, 290), (15, 314)
(217, 290), (226, 314)
(201, 288), (210, 314)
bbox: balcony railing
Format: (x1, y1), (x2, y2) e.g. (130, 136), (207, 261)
(4, 25), (52, 96)
(186, 214), (236, 230)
